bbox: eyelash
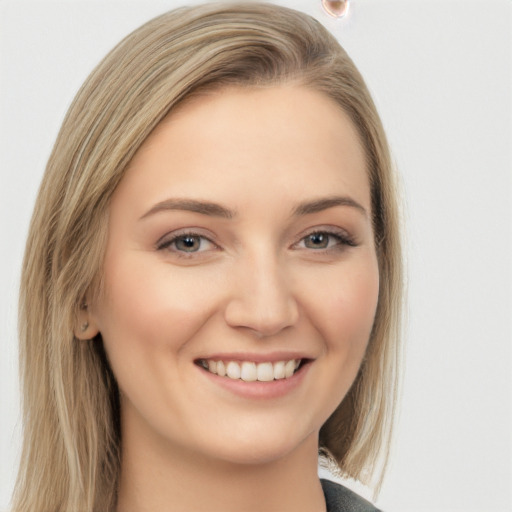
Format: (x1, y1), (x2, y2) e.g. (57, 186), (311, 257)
(156, 228), (357, 256)
(156, 231), (217, 256)
(293, 229), (357, 251)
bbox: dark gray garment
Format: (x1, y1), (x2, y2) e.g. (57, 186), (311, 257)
(321, 479), (382, 512)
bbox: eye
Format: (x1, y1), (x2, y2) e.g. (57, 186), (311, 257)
(303, 232), (333, 249)
(157, 232), (216, 254)
(295, 229), (356, 251)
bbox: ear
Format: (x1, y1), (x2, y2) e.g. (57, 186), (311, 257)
(74, 301), (100, 340)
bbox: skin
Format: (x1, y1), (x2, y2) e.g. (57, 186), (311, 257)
(81, 85), (379, 512)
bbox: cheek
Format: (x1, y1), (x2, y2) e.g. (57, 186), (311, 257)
(294, 256), (379, 430)
(93, 255), (221, 364)
(310, 258), (380, 357)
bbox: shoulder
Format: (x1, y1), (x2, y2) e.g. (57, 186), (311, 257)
(320, 479), (382, 512)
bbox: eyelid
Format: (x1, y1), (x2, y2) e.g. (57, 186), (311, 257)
(155, 225), (357, 255)
(155, 228), (219, 253)
(291, 226), (358, 249)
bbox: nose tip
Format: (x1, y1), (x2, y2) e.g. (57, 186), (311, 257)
(225, 297), (299, 337)
(224, 267), (299, 337)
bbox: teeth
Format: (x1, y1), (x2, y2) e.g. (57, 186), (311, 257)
(217, 360), (226, 377)
(200, 359), (302, 381)
(273, 361), (285, 379)
(284, 360), (296, 378)
(256, 362), (274, 382)
(241, 362), (257, 381)
(226, 361), (241, 379)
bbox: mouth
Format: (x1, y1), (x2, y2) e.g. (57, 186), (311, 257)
(195, 358), (310, 382)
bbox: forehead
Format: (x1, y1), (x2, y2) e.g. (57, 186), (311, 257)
(114, 85), (370, 216)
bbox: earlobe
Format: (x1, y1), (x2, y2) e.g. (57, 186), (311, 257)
(74, 302), (100, 340)
(74, 321), (100, 340)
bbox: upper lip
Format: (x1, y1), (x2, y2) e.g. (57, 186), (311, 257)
(195, 351), (314, 364)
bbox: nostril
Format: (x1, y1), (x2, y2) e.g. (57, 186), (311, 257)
(223, 262), (300, 336)
(224, 299), (299, 337)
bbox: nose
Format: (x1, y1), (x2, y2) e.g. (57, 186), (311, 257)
(224, 253), (299, 337)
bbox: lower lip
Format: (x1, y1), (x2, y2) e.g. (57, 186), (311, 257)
(197, 361), (312, 400)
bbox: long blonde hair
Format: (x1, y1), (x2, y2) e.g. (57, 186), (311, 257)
(14, 3), (402, 511)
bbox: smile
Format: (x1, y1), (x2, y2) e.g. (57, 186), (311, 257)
(197, 359), (303, 382)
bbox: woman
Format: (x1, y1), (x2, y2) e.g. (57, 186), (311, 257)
(13, 3), (402, 511)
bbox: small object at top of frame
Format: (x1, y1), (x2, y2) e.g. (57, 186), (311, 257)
(322, 0), (350, 18)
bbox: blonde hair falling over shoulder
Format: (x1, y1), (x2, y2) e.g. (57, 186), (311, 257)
(13, 3), (403, 511)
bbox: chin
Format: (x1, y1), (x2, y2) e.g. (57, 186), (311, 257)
(195, 426), (318, 467)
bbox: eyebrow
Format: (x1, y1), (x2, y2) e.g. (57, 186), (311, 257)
(292, 196), (368, 217)
(139, 198), (235, 220)
(139, 195), (367, 221)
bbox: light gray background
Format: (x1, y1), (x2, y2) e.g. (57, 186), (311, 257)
(1, 1), (511, 511)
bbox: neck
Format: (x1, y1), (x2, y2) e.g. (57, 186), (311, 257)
(116, 417), (326, 512)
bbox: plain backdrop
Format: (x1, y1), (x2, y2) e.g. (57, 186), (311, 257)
(1, 1), (511, 511)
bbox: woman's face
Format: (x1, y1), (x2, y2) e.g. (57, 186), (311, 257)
(89, 85), (379, 465)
